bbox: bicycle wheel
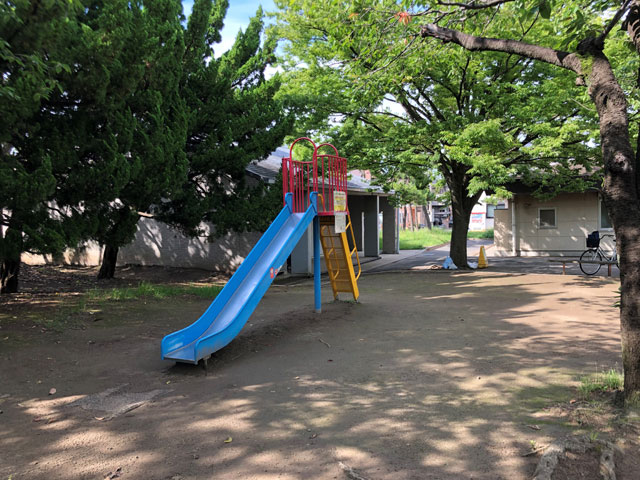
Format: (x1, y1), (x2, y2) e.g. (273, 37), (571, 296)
(580, 249), (602, 275)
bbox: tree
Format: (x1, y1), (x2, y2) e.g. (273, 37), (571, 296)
(1, 1), (179, 290)
(0, 0), (125, 293)
(88, 0), (188, 279)
(276, 0), (598, 267)
(373, 0), (640, 402)
(1, 0), (71, 292)
(392, 174), (438, 230)
(157, 0), (293, 241)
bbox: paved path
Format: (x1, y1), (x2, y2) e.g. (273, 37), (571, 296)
(363, 239), (619, 278)
(364, 239), (491, 273)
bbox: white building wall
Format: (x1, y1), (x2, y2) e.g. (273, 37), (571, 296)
(493, 191), (615, 256)
(494, 209), (512, 254)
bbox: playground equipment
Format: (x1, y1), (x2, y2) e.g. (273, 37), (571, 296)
(161, 138), (361, 364)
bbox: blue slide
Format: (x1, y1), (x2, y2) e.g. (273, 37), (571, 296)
(161, 193), (318, 364)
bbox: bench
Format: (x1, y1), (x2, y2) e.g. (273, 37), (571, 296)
(548, 258), (617, 276)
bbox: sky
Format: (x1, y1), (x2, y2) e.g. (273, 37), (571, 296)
(182, 0), (277, 55)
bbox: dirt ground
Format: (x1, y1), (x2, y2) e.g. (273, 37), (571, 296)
(0, 266), (638, 479)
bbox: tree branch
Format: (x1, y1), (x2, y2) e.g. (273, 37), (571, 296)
(597, 0), (632, 45)
(436, 0), (515, 10)
(420, 24), (583, 75)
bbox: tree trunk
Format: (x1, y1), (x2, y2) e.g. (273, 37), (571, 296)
(402, 205), (408, 230)
(449, 202), (473, 267)
(582, 51), (640, 403)
(98, 245), (119, 279)
(619, 245), (640, 402)
(422, 205), (432, 229)
(0, 258), (20, 294)
(443, 160), (481, 268)
(410, 204), (416, 230)
(1, 223), (23, 294)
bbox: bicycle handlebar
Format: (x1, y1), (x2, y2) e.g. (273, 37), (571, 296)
(600, 233), (616, 242)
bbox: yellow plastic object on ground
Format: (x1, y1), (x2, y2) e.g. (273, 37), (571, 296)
(319, 215), (360, 301)
(478, 246), (489, 269)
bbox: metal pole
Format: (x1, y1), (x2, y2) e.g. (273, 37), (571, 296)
(313, 215), (321, 313)
(511, 195), (518, 257)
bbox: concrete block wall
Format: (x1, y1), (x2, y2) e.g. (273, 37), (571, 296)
(23, 217), (262, 273)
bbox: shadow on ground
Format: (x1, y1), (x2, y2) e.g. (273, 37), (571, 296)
(0, 270), (622, 479)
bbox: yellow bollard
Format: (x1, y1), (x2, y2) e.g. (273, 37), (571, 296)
(478, 246), (488, 269)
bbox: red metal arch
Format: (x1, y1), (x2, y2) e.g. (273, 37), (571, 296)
(282, 138), (348, 215)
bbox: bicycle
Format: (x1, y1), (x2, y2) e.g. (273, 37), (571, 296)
(579, 231), (617, 275)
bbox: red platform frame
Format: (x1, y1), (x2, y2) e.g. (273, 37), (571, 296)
(282, 137), (348, 215)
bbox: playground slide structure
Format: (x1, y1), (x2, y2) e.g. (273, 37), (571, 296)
(161, 138), (360, 364)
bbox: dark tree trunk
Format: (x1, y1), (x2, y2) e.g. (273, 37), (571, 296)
(1, 223), (22, 294)
(443, 161), (481, 268)
(582, 50), (640, 403)
(402, 205), (408, 229)
(636, 64), (640, 199)
(449, 207), (471, 267)
(98, 245), (119, 279)
(619, 240), (640, 402)
(449, 195), (480, 268)
(0, 258), (20, 294)
(422, 205), (432, 229)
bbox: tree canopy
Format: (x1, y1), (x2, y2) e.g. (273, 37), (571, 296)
(157, 0), (292, 243)
(1, 0), (293, 288)
(276, 0), (600, 266)
(0, 0), (118, 292)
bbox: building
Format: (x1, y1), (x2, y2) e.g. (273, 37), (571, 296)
(469, 193), (506, 231)
(494, 184), (614, 256)
(429, 200), (451, 228)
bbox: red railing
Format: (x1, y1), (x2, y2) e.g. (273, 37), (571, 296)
(282, 138), (348, 215)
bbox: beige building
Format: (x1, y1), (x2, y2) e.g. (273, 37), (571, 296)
(494, 190), (615, 256)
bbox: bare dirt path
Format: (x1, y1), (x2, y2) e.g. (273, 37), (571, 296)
(0, 269), (627, 479)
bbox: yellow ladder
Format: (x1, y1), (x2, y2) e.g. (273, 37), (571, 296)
(319, 214), (361, 301)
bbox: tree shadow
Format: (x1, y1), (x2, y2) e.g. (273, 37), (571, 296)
(0, 270), (623, 479)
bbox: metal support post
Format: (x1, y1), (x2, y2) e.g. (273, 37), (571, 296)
(313, 215), (321, 313)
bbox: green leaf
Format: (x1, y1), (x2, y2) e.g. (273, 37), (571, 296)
(539, 0), (551, 19)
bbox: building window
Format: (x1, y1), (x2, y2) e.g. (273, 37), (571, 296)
(538, 208), (556, 229)
(599, 199), (612, 230)
(486, 205), (496, 218)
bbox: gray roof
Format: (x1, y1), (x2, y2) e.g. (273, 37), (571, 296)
(246, 148), (389, 196)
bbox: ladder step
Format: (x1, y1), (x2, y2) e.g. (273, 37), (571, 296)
(319, 213), (359, 302)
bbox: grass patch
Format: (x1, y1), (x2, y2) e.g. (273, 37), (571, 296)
(87, 281), (223, 301)
(379, 227), (494, 250)
(468, 228), (494, 239)
(396, 228), (451, 250)
(579, 368), (623, 397)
